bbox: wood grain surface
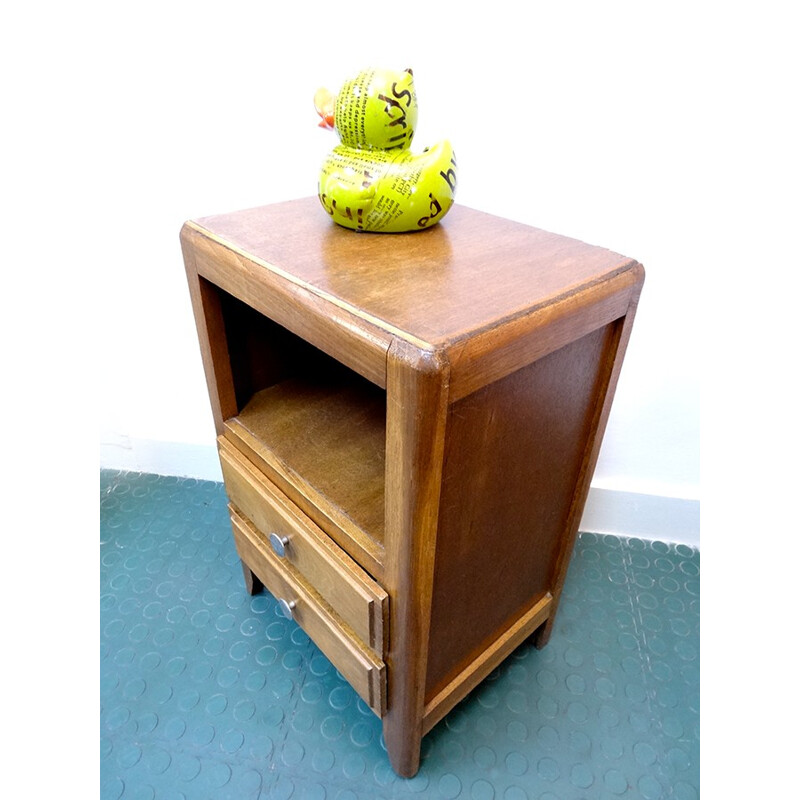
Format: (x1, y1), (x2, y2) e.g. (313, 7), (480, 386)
(425, 323), (620, 699)
(230, 508), (387, 715)
(185, 197), (638, 348)
(219, 437), (388, 653)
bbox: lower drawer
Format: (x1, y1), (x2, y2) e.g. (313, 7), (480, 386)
(229, 507), (387, 716)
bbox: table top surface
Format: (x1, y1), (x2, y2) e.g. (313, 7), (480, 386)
(189, 197), (639, 346)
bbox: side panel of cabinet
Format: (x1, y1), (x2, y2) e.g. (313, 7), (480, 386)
(424, 321), (622, 701)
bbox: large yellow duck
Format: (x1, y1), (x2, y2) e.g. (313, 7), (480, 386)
(315, 68), (457, 233)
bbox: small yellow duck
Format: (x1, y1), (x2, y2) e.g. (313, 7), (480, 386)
(315, 68), (457, 233)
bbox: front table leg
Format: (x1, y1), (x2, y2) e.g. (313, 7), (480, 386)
(382, 340), (451, 777)
(241, 560), (263, 596)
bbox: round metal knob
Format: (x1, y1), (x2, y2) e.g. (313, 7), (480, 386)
(269, 532), (290, 558)
(277, 598), (297, 620)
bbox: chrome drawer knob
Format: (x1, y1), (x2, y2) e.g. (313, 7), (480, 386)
(277, 598), (297, 620)
(269, 532), (290, 558)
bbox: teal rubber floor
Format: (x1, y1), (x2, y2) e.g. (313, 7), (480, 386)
(100, 470), (699, 799)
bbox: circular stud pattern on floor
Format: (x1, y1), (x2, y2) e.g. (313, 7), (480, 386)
(101, 471), (699, 798)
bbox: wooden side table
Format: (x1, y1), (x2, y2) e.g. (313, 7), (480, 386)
(180, 197), (644, 777)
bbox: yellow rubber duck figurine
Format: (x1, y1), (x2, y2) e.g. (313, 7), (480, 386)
(315, 68), (457, 233)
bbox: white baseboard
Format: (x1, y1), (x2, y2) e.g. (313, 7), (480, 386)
(100, 435), (223, 483)
(100, 438), (699, 548)
(579, 487), (699, 548)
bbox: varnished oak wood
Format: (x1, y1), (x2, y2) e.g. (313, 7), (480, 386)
(181, 197), (644, 778)
(219, 438), (388, 653)
(533, 267), (644, 647)
(225, 418), (385, 581)
(424, 322), (621, 699)
(422, 592), (552, 734)
(181, 223), (392, 389)
(447, 266), (641, 401)
(382, 340), (450, 778)
(230, 508), (387, 715)
(241, 560), (263, 596)
(223, 376), (386, 576)
(186, 199), (637, 352)
(180, 248), (237, 435)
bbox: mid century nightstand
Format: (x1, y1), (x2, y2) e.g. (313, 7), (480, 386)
(180, 197), (644, 777)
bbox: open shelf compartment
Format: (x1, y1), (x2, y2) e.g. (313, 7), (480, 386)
(209, 280), (387, 577)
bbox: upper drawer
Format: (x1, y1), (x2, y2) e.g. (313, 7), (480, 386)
(218, 437), (388, 655)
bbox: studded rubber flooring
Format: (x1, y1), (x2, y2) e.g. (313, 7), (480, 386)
(100, 470), (699, 800)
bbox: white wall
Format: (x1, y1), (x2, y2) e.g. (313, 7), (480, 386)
(77, 1), (713, 545)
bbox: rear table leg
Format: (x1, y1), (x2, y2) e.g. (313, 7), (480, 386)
(532, 619), (554, 649)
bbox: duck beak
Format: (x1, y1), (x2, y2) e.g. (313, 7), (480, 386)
(314, 87), (335, 129)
